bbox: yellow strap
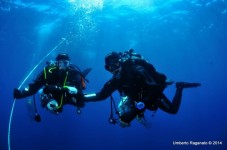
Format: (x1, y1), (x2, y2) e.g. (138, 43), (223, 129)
(48, 67), (57, 73)
(57, 71), (68, 109)
(44, 66), (57, 85)
(44, 68), (47, 79)
(43, 68), (48, 85)
(63, 71), (68, 86)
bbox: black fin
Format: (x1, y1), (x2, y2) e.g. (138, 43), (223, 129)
(176, 82), (201, 89)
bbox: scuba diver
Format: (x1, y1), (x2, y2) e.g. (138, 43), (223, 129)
(83, 49), (201, 127)
(14, 53), (91, 117)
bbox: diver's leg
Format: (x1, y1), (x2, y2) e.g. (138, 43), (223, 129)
(156, 91), (182, 114)
(168, 87), (183, 114)
(157, 82), (201, 114)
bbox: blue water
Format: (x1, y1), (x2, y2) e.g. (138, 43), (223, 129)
(1, 0), (227, 150)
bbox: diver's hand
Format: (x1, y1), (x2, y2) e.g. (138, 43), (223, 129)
(13, 89), (23, 99)
(65, 86), (78, 94)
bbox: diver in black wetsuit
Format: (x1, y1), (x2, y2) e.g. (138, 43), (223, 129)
(14, 53), (90, 115)
(83, 50), (201, 127)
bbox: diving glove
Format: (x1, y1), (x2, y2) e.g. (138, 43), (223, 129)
(13, 88), (28, 99)
(64, 86), (78, 94)
(14, 89), (22, 99)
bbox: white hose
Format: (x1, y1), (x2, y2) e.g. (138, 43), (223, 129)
(8, 38), (66, 150)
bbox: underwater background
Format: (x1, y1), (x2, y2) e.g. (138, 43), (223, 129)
(1, 0), (227, 150)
